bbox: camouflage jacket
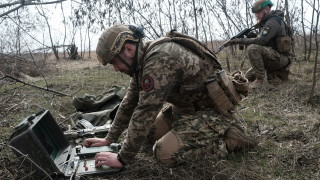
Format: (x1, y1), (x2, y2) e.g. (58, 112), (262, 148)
(238, 10), (287, 50)
(105, 38), (221, 163)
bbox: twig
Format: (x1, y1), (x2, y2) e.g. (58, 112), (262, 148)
(5, 15), (49, 48)
(0, 0), (66, 17)
(0, 164), (15, 179)
(0, 76), (6, 81)
(0, 143), (53, 180)
(18, 170), (36, 180)
(0, 74), (70, 97)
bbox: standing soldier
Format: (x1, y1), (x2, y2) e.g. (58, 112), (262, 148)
(83, 24), (257, 168)
(225, 0), (293, 87)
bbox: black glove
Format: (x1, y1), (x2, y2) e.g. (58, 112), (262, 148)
(246, 31), (257, 38)
(224, 38), (242, 47)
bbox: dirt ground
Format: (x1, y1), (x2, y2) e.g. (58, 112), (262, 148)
(0, 55), (319, 180)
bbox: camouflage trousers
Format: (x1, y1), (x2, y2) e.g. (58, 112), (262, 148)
(152, 108), (233, 165)
(246, 44), (290, 80)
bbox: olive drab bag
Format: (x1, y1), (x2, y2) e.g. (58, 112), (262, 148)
(70, 86), (127, 128)
(144, 30), (249, 115)
(269, 10), (294, 53)
(206, 70), (249, 115)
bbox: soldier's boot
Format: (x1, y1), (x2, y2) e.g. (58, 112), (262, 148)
(268, 76), (282, 84)
(277, 69), (290, 81)
(250, 70), (269, 89)
(224, 125), (258, 153)
(250, 77), (268, 89)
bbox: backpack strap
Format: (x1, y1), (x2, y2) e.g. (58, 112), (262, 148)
(262, 11), (292, 37)
(144, 30), (222, 69)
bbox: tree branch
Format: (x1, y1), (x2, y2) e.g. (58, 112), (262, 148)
(0, 4), (23, 17)
(0, 143), (53, 180)
(0, 0), (25, 8)
(6, 15), (50, 48)
(24, 0), (66, 6)
(1, 74), (70, 97)
(0, 0), (66, 17)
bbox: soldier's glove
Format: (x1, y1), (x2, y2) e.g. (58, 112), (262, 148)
(224, 38), (242, 47)
(246, 31), (257, 38)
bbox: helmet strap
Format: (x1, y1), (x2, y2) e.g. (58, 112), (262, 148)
(128, 41), (139, 77)
(116, 41), (139, 77)
(116, 54), (131, 71)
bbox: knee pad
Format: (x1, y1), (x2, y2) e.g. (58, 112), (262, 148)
(153, 105), (173, 140)
(153, 131), (181, 165)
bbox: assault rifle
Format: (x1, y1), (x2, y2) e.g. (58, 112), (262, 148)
(64, 124), (111, 139)
(214, 24), (259, 54)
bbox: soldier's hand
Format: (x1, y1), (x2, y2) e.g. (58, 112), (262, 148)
(95, 152), (123, 168)
(82, 138), (111, 147)
(247, 31), (257, 38)
(224, 38), (241, 47)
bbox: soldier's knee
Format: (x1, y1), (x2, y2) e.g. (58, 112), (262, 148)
(153, 105), (173, 140)
(153, 131), (181, 165)
(247, 44), (260, 53)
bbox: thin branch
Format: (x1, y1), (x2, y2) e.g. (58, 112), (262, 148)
(308, 0), (320, 103)
(0, 0), (66, 8)
(0, 0), (66, 17)
(0, 0), (25, 8)
(133, 8), (161, 38)
(35, 5), (59, 60)
(18, 170), (37, 180)
(24, 0), (66, 6)
(0, 4), (23, 17)
(24, 39), (50, 89)
(1, 74), (70, 97)
(6, 15), (50, 48)
(0, 143), (53, 180)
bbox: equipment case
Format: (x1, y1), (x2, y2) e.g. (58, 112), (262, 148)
(8, 109), (120, 179)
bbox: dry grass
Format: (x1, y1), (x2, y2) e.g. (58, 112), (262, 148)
(0, 52), (319, 179)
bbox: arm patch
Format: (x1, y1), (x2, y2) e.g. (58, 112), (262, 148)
(261, 26), (270, 37)
(140, 75), (154, 92)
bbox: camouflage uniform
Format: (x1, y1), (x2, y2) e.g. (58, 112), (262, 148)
(233, 11), (292, 81)
(105, 38), (234, 164)
(155, 110), (233, 164)
(96, 25), (257, 165)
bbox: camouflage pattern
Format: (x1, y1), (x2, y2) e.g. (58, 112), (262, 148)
(247, 44), (290, 79)
(96, 25), (140, 65)
(153, 111), (232, 164)
(105, 39), (226, 164)
(148, 103), (174, 142)
(234, 12), (291, 80)
(252, 0), (273, 13)
(245, 68), (256, 82)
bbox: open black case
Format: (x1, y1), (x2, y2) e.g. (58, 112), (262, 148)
(8, 109), (121, 179)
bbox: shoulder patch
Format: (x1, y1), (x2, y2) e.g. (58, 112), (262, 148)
(261, 26), (270, 37)
(141, 75), (154, 92)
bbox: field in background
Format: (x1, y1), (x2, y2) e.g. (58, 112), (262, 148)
(0, 53), (319, 179)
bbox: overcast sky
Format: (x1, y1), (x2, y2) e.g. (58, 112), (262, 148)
(0, 0), (316, 53)
(47, 0), (315, 50)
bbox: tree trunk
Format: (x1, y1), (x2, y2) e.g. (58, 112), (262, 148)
(192, 0), (198, 39)
(308, 0), (319, 103)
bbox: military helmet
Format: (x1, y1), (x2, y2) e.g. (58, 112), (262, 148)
(96, 25), (143, 66)
(252, 0), (273, 13)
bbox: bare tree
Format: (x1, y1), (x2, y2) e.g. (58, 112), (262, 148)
(15, 10), (21, 55)
(36, 5), (59, 60)
(0, 0), (66, 17)
(301, 0), (308, 61)
(307, 0), (316, 60)
(192, 0), (198, 39)
(61, 2), (67, 59)
(308, 0), (319, 103)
